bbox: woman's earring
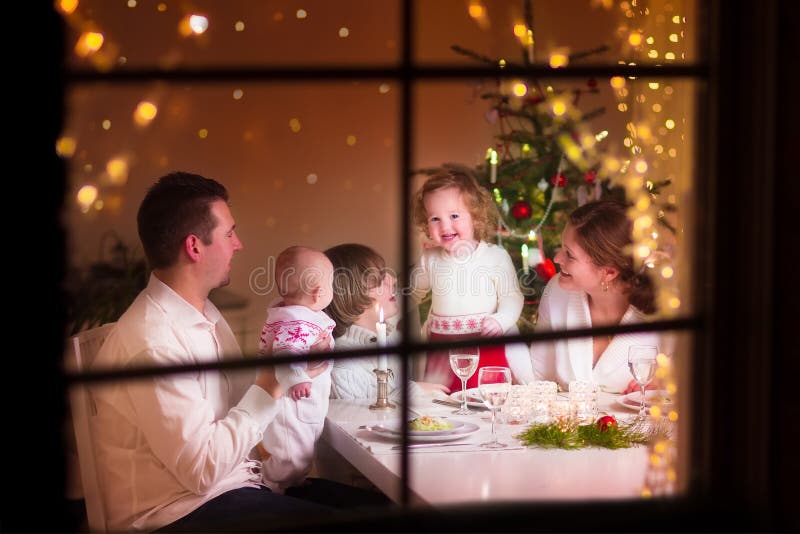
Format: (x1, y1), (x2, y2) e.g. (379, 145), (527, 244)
(601, 280), (609, 292)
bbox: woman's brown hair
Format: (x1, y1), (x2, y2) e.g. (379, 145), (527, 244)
(324, 243), (387, 338)
(569, 200), (657, 314)
(413, 170), (499, 243)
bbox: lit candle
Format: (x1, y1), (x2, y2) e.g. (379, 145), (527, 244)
(521, 243), (530, 275)
(526, 29), (535, 63)
(376, 305), (387, 371)
(536, 231), (545, 261)
(489, 149), (498, 183)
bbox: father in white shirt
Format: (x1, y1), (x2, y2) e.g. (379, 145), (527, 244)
(91, 172), (339, 531)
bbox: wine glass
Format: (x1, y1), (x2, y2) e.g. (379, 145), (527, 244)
(449, 348), (480, 415)
(477, 366), (512, 448)
(627, 345), (658, 418)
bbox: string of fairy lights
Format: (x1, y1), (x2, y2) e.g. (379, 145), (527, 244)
(469, 0), (685, 498)
(608, 0), (687, 498)
(55, 0), (369, 215)
(58, 0), (688, 500)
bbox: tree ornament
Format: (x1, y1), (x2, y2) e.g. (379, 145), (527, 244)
(551, 173), (567, 187)
(535, 258), (556, 282)
(584, 169), (597, 183)
(596, 414), (617, 432)
(537, 178), (549, 191)
(510, 200), (533, 220)
(587, 78), (598, 89)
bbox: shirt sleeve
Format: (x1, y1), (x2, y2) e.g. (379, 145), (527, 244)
(487, 248), (524, 332)
(269, 324), (313, 387)
(126, 347), (279, 495)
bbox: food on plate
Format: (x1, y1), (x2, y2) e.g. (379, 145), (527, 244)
(408, 415), (453, 431)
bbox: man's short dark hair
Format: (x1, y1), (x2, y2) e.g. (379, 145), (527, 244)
(137, 172), (229, 269)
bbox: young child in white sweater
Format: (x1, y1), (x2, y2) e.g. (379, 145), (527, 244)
(412, 171), (533, 391)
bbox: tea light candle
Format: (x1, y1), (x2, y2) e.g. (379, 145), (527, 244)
(531, 381), (557, 424)
(376, 305), (387, 371)
(489, 149), (498, 183)
(568, 380), (598, 422)
(551, 399), (570, 420)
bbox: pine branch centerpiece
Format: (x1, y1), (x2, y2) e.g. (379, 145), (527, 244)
(515, 414), (671, 450)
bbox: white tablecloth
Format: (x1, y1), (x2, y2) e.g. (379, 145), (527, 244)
(321, 391), (652, 505)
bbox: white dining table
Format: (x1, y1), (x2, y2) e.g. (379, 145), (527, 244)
(320, 391), (650, 506)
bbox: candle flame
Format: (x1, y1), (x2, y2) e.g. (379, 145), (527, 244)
(379, 306), (384, 323)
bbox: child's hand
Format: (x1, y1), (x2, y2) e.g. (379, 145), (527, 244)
(415, 381), (451, 395)
(288, 382), (312, 400)
(309, 333), (332, 353)
(480, 317), (504, 337)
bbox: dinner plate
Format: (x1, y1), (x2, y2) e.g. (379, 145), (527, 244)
(619, 390), (674, 410)
(449, 387), (487, 409)
(365, 419), (480, 442)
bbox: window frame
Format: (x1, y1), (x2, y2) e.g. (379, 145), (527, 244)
(47, 0), (796, 530)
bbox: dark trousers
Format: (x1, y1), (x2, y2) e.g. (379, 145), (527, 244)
(157, 479), (392, 532)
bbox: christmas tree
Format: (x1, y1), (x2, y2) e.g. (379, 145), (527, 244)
(415, 11), (673, 333)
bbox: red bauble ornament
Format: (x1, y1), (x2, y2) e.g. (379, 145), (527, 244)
(584, 170), (597, 184)
(551, 173), (567, 187)
(510, 200), (533, 220)
(587, 78), (598, 89)
(596, 415), (617, 432)
(535, 259), (556, 282)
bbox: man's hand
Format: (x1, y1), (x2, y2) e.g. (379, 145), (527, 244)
(255, 368), (282, 399)
(288, 382), (312, 401)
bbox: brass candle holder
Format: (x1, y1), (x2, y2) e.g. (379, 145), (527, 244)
(369, 369), (396, 410)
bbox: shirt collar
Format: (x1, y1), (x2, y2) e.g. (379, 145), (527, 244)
(146, 273), (221, 329)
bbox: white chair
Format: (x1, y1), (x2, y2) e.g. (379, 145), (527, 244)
(66, 323), (115, 533)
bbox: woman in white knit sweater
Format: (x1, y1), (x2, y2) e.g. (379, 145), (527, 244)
(324, 243), (450, 401)
(531, 200), (661, 394)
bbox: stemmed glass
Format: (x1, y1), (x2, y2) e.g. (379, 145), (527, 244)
(627, 345), (658, 418)
(477, 366), (512, 448)
(449, 348), (480, 415)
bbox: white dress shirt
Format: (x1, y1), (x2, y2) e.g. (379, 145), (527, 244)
(91, 274), (279, 531)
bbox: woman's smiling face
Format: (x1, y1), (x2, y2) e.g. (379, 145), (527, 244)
(553, 223), (605, 292)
